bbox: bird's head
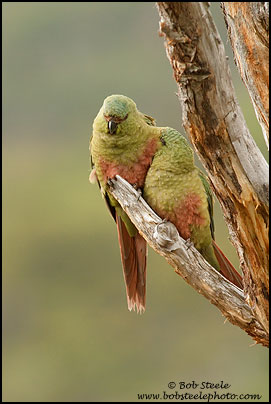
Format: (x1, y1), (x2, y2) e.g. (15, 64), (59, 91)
(99, 94), (137, 135)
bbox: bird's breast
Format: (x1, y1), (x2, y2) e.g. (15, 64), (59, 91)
(98, 136), (159, 188)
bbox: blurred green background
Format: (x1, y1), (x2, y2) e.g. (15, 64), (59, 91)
(3, 2), (268, 402)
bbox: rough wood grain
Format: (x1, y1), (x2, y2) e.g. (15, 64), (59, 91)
(108, 176), (268, 347)
(222, 2), (269, 148)
(156, 2), (269, 334)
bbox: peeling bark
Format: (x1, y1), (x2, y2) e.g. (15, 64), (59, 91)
(108, 176), (268, 347)
(222, 2), (269, 148)
(156, 2), (269, 335)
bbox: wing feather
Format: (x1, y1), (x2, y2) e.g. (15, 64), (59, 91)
(198, 169), (215, 239)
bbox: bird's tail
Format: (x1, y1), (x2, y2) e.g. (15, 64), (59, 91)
(212, 240), (243, 289)
(116, 215), (147, 313)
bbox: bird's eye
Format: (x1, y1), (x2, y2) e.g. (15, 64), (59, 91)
(108, 120), (118, 134)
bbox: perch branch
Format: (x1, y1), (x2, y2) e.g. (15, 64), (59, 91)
(108, 176), (268, 347)
(156, 1), (269, 334)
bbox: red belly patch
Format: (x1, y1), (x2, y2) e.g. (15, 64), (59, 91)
(156, 193), (206, 239)
(99, 137), (158, 188)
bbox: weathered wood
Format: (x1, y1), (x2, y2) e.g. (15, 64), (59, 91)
(222, 2), (269, 148)
(108, 176), (268, 347)
(156, 2), (269, 333)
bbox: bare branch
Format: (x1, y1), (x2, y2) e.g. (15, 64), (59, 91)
(156, 2), (269, 335)
(222, 2), (269, 148)
(108, 176), (268, 347)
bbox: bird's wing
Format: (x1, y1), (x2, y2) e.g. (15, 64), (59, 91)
(198, 169), (215, 239)
(89, 136), (116, 221)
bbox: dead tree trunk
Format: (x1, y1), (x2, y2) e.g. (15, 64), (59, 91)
(222, 2), (269, 149)
(156, 2), (269, 339)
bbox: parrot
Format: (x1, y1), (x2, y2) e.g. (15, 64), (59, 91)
(89, 94), (243, 313)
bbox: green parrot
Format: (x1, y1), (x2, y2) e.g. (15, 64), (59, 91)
(90, 94), (243, 313)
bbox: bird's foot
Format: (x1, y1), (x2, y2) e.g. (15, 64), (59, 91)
(107, 178), (115, 188)
(133, 186), (142, 201)
(184, 238), (193, 248)
(159, 218), (168, 225)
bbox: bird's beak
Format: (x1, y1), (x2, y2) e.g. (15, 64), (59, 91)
(107, 119), (118, 135)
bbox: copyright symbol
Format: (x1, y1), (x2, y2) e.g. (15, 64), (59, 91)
(168, 381), (176, 389)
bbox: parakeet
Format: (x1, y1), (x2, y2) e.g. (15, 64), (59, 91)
(89, 94), (243, 313)
(143, 127), (243, 289)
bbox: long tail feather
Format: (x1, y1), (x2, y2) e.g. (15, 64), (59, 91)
(116, 215), (147, 313)
(212, 240), (243, 289)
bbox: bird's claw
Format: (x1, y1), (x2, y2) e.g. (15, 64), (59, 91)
(107, 178), (114, 188)
(136, 188), (142, 201)
(132, 184), (142, 201)
(185, 238), (193, 248)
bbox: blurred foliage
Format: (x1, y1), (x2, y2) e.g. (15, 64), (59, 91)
(3, 2), (268, 402)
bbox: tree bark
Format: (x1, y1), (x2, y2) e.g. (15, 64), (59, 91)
(222, 2), (269, 148)
(156, 2), (269, 336)
(108, 176), (268, 347)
